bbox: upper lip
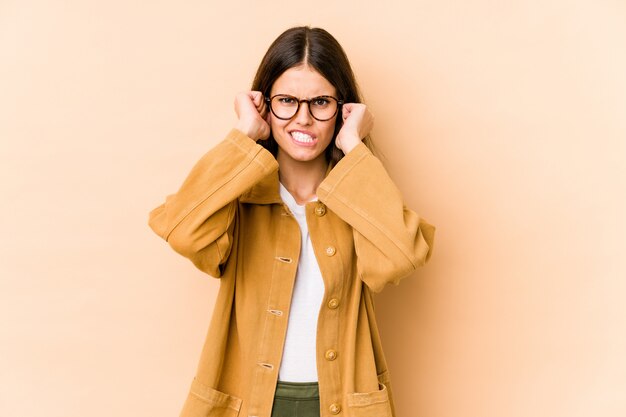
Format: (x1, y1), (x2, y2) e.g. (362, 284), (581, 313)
(289, 129), (316, 139)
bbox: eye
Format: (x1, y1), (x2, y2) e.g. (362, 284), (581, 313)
(312, 97), (331, 106)
(277, 96), (297, 104)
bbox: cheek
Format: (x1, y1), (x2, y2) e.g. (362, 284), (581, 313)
(269, 117), (287, 136)
(322, 120), (338, 141)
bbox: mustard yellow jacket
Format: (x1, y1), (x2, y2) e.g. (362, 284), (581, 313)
(149, 129), (435, 417)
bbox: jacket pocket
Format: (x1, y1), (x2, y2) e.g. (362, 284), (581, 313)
(180, 378), (242, 417)
(346, 371), (394, 417)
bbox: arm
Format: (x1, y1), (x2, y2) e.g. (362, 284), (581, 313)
(317, 142), (435, 293)
(148, 129), (278, 277)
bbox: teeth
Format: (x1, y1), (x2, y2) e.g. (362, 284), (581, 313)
(291, 131), (314, 143)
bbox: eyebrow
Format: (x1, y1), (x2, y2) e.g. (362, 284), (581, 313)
(271, 93), (337, 98)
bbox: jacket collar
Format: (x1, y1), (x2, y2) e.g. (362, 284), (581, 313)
(239, 162), (335, 205)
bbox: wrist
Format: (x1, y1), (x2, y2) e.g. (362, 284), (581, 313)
(337, 134), (361, 154)
(235, 121), (256, 141)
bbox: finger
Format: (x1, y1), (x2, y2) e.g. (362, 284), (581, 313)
(259, 100), (269, 118)
(252, 91), (266, 107)
(234, 91), (247, 112)
(342, 107), (351, 122)
(251, 93), (261, 108)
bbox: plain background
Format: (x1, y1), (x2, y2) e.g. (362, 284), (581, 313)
(1, 1), (625, 416)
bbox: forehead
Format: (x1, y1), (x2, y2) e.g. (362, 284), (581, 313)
(270, 65), (336, 97)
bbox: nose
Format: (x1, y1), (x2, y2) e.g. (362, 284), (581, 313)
(293, 101), (313, 125)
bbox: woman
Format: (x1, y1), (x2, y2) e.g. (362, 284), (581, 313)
(149, 26), (435, 417)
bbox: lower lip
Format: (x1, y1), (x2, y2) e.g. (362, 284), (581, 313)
(289, 133), (317, 147)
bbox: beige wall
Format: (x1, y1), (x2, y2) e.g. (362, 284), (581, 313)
(1, 1), (625, 416)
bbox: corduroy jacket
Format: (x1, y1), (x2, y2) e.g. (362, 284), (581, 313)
(149, 129), (435, 417)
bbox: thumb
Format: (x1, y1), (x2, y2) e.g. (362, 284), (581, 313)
(250, 91), (263, 108)
(342, 105), (352, 122)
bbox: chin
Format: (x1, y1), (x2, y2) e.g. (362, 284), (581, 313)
(286, 150), (325, 162)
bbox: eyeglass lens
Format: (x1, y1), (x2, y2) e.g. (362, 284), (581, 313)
(270, 95), (339, 121)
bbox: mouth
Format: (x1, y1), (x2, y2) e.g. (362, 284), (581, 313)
(289, 130), (317, 146)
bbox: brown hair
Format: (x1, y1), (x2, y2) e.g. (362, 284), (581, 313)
(251, 26), (372, 167)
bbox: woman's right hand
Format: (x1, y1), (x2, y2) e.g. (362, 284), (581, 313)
(234, 91), (271, 141)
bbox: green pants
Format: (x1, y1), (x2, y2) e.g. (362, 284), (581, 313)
(271, 381), (320, 417)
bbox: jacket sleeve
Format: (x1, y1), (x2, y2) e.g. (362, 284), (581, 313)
(317, 142), (435, 293)
(148, 129), (279, 277)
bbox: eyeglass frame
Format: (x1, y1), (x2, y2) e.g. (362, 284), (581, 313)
(265, 94), (344, 122)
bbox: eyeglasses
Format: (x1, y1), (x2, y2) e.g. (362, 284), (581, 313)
(265, 94), (343, 122)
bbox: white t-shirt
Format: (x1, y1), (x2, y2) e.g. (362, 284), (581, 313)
(277, 183), (326, 382)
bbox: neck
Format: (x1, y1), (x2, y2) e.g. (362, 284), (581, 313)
(277, 152), (328, 205)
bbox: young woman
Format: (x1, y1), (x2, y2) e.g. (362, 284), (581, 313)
(149, 26), (435, 417)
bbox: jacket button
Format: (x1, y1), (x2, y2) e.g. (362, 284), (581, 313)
(325, 246), (336, 256)
(314, 203), (326, 217)
(327, 298), (339, 309)
(325, 349), (337, 361)
(329, 403), (341, 414)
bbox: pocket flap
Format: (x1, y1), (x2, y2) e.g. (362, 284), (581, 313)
(188, 378), (242, 412)
(347, 382), (389, 407)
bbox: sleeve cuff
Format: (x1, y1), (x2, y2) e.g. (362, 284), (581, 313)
(318, 141), (372, 198)
(226, 128), (278, 174)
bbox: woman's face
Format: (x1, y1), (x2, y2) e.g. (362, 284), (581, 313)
(269, 65), (337, 166)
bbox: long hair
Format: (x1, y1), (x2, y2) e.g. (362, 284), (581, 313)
(251, 26), (373, 167)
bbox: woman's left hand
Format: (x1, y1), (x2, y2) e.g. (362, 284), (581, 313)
(335, 103), (374, 154)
